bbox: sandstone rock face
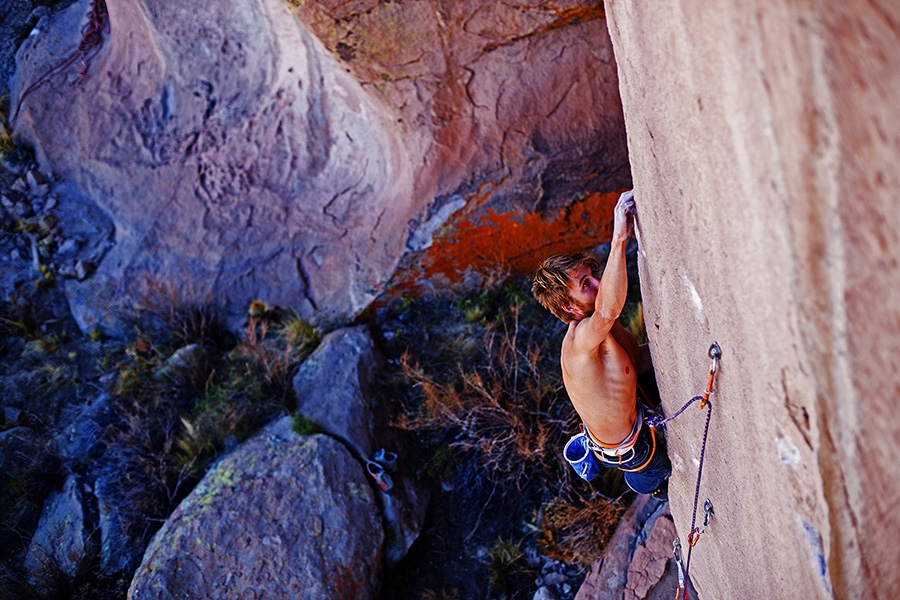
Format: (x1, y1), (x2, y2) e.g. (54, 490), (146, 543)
(605, 1), (900, 598)
(128, 418), (384, 600)
(11, 0), (629, 330)
(288, 1), (629, 213)
(13, 0), (416, 331)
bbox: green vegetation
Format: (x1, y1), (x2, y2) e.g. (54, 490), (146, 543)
(291, 412), (319, 435)
(484, 537), (535, 595)
(0, 95), (14, 159)
(102, 303), (320, 524)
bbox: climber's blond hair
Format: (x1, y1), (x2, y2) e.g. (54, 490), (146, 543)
(531, 252), (602, 323)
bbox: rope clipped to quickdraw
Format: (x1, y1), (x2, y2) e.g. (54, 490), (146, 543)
(647, 342), (721, 600)
(11, 0), (109, 125)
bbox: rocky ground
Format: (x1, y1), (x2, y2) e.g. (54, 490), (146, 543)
(0, 141), (640, 599)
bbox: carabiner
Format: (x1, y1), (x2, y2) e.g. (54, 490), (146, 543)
(673, 537), (685, 599)
(701, 343), (721, 407)
(688, 528), (701, 547)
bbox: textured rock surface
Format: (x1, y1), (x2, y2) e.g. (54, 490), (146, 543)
(12, 0), (417, 331)
(10, 0), (629, 330)
(606, 1), (900, 598)
(128, 418), (384, 600)
(293, 325), (379, 459)
(288, 1), (629, 213)
(292, 325), (429, 565)
(25, 474), (94, 592)
(623, 512), (675, 600)
(576, 496), (688, 600)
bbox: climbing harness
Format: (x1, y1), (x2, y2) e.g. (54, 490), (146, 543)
(647, 342), (721, 600)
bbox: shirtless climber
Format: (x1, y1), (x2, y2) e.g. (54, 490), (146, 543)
(531, 190), (671, 499)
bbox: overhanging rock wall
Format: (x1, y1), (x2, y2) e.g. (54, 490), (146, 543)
(605, 1), (900, 598)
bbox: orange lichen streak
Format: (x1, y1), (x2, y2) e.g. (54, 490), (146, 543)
(380, 187), (623, 302)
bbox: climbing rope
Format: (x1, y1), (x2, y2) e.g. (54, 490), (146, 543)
(648, 342), (721, 600)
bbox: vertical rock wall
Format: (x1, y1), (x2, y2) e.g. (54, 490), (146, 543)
(605, 1), (900, 598)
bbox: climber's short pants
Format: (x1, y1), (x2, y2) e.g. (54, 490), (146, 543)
(591, 420), (671, 495)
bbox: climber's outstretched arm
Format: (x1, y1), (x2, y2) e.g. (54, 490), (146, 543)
(571, 190), (635, 353)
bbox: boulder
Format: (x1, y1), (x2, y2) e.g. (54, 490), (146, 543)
(128, 418), (384, 600)
(623, 510), (677, 600)
(11, 0), (630, 331)
(91, 466), (148, 576)
(293, 325), (379, 459)
(24, 474), (94, 593)
(53, 392), (113, 465)
(380, 465), (430, 566)
(605, 1), (900, 598)
(292, 325), (430, 564)
(12, 0), (417, 332)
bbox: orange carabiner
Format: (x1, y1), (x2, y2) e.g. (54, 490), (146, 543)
(688, 528), (701, 547)
(700, 342), (721, 408)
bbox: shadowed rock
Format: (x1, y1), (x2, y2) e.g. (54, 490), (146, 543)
(576, 496), (689, 600)
(292, 325), (430, 566)
(293, 325), (379, 459)
(25, 474), (94, 594)
(128, 418), (384, 600)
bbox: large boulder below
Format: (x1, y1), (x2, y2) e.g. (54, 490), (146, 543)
(293, 325), (429, 566)
(128, 418), (385, 600)
(10, 0), (629, 331)
(606, 1), (900, 598)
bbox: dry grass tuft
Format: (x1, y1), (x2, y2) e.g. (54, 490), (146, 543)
(538, 495), (625, 565)
(102, 296), (320, 532)
(395, 303), (575, 495)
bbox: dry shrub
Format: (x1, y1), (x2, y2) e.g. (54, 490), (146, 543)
(483, 537), (537, 595)
(230, 313), (307, 403)
(104, 300), (320, 533)
(538, 495), (625, 565)
(396, 304), (576, 495)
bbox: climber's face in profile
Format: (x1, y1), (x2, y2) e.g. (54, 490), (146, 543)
(563, 264), (600, 321)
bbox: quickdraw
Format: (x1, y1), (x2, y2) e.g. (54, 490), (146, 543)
(690, 499), (715, 545)
(647, 342), (721, 600)
(673, 537), (685, 600)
